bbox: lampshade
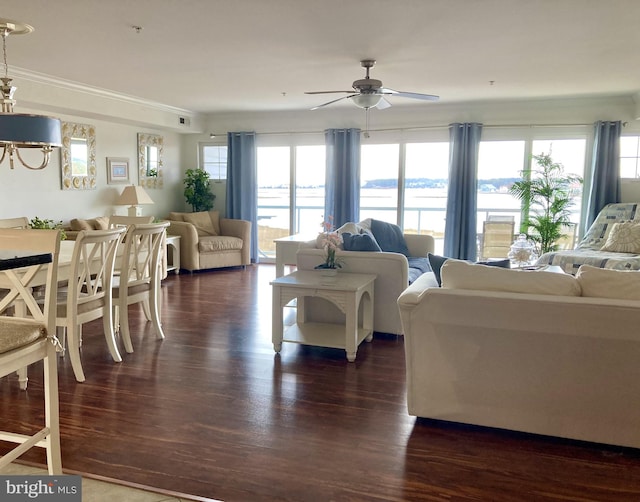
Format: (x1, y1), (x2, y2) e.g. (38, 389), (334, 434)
(0, 113), (62, 145)
(0, 19), (62, 170)
(117, 185), (154, 216)
(117, 185), (154, 205)
(351, 93), (383, 109)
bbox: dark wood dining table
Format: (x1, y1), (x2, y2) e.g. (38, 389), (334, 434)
(0, 250), (52, 271)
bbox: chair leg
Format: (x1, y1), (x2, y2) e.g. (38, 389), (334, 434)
(119, 302), (134, 354)
(148, 293), (165, 340)
(102, 311), (122, 363)
(141, 299), (152, 321)
(67, 324), (86, 383)
(56, 326), (66, 357)
(17, 367), (28, 390)
(43, 341), (62, 475)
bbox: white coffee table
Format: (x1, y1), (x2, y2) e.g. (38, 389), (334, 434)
(270, 271), (376, 362)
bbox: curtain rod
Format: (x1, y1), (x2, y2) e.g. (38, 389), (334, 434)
(215, 121), (627, 137)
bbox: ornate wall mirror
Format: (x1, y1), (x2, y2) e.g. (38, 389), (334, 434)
(61, 122), (96, 190)
(137, 133), (163, 189)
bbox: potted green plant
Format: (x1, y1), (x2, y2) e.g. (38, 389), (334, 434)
(29, 216), (67, 240)
(509, 152), (582, 255)
(183, 168), (216, 212)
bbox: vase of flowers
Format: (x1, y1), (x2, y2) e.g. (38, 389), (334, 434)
(315, 216), (342, 275)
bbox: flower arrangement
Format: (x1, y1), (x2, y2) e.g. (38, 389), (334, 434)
(316, 216), (342, 270)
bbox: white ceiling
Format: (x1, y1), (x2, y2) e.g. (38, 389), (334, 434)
(2, 0), (640, 114)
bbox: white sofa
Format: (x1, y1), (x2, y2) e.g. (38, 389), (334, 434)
(397, 260), (640, 448)
(296, 233), (435, 335)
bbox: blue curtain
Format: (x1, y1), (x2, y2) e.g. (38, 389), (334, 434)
(226, 131), (258, 263)
(584, 120), (622, 229)
(324, 128), (361, 227)
(443, 123), (483, 260)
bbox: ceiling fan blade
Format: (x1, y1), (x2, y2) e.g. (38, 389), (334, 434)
(310, 94), (357, 110)
(375, 97), (391, 110)
(380, 88), (440, 101)
(305, 90), (354, 95)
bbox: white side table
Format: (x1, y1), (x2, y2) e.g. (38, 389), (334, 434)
(165, 235), (181, 275)
(274, 234), (317, 277)
(270, 271), (376, 362)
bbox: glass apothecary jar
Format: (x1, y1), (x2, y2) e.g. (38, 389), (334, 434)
(508, 234), (538, 267)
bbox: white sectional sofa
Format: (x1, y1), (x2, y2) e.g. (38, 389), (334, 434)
(296, 233), (435, 335)
(397, 261), (640, 448)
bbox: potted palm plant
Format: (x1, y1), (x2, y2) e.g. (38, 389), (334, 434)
(183, 168), (216, 212)
(509, 152), (582, 255)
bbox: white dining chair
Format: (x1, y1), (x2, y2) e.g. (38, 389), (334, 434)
(113, 222), (169, 353)
(0, 217), (29, 229)
(108, 215), (170, 278)
(108, 215), (154, 230)
(55, 227), (126, 382)
(0, 228), (62, 474)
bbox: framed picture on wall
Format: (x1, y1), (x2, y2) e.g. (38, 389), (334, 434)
(107, 157), (130, 184)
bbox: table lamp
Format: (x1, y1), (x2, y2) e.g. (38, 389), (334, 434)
(116, 185), (154, 216)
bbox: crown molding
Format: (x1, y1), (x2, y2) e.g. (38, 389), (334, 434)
(10, 66), (195, 116)
(9, 66), (204, 132)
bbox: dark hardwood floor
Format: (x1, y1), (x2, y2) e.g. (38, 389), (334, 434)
(2, 264), (640, 501)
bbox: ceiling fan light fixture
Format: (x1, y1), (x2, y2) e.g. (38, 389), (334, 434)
(351, 93), (383, 109)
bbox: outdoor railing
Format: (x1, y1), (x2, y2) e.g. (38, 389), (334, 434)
(257, 204), (580, 259)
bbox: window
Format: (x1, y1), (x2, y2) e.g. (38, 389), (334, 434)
(620, 136), (640, 179)
(231, 130), (589, 260)
(531, 139), (585, 224)
(257, 147), (291, 258)
(360, 144), (399, 223)
(477, 140), (526, 232)
(403, 142), (449, 253)
(255, 141), (326, 260)
(295, 145), (326, 234)
(200, 144), (227, 181)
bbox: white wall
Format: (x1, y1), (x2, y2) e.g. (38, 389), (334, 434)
(0, 112), (185, 225)
(0, 71), (202, 226)
(6, 74), (640, 226)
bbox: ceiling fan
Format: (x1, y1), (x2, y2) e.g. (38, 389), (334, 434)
(306, 59), (439, 111)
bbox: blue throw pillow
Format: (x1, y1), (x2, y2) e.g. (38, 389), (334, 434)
(427, 253), (511, 286)
(407, 257), (432, 284)
(342, 232), (382, 252)
(369, 219), (410, 256)
(427, 253), (449, 286)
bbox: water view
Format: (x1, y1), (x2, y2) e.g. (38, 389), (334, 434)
(257, 184), (582, 257)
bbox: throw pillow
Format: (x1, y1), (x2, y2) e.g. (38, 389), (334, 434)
(576, 264), (640, 300)
(358, 218), (372, 231)
(427, 253), (511, 286)
(168, 212), (185, 222)
(93, 216), (109, 230)
(369, 219), (410, 256)
(441, 259), (581, 296)
(600, 221), (640, 253)
(336, 222), (362, 235)
(208, 210), (222, 235)
(427, 253), (449, 286)
(70, 218), (92, 231)
(184, 211), (218, 237)
(341, 231), (382, 252)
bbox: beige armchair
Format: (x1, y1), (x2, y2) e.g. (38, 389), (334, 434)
(166, 211), (251, 272)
